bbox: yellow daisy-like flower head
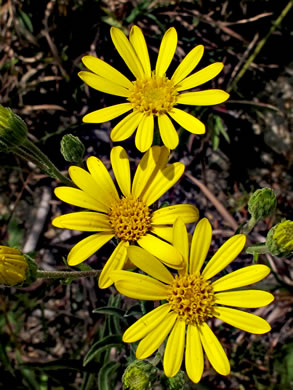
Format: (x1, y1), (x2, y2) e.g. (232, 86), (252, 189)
(79, 26), (229, 152)
(110, 218), (274, 383)
(0, 246), (28, 286)
(52, 146), (199, 289)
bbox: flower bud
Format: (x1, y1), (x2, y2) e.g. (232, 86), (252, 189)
(0, 246), (38, 286)
(248, 188), (277, 221)
(60, 134), (85, 164)
(162, 370), (186, 390)
(266, 220), (293, 257)
(0, 105), (28, 151)
(122, 360), (157, 390)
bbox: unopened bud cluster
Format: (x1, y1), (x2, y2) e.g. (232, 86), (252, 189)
(248, 188), (277, 221)
(0, 105), (28, 151)
(266, 220), (293, 258)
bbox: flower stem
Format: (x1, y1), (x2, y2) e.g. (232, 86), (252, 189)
(242, 216), (257, 235)
(19, 138), (72, 186)
(246, 243), (268, 255)
(36, 270), (99, 280)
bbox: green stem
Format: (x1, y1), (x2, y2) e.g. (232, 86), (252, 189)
(242, 216), (257, 235)
(36, 270), (99, 280)
(246, 243), (268, 255)
(21, 138), (72, 186)
(228, 0), (293, 92)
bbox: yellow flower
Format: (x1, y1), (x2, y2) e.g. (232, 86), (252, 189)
(52, 146), (199, 288)
(0, 246), (28, 286)
(110, 218), (274, 383)
(79, 26), (229, 152)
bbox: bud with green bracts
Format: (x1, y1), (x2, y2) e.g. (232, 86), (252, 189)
(0, 246), (37, 286)
(248, 188), (277, 222)
(266, 220), (293, 258)
(60, 134), (85, 164)
(162, 370), (187, 390)
(0, 105), (28, 151)
(122, 360), (157, 390)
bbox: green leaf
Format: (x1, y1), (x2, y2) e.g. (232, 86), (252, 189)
(83, 335), (122, 367)
(98, 361), (120, 390)
(92, 306), (126, 320)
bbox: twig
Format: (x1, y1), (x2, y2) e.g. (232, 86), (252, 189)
(229, 0), (293, 91)
(23, 187), (51, 253)
(185, 172), (238, 230)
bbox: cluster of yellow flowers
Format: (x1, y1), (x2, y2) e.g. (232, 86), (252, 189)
(51, 26), (273, 383)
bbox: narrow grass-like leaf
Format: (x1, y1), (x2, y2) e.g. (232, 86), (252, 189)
(83, 335), (122, 367)
(98, 361), (120, 390)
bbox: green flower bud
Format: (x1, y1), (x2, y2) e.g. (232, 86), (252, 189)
(60, 134), (85, 164)
(266, 220), (293, 257)
(0, 246), (38, 286)
(0, 105), (28, 151)
(162, 370), (186, 390)
(248, 188), (277, 222)
(122, 360), (157, 390)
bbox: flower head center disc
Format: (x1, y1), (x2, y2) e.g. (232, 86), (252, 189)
(108, 196), (152, 241)
(128, 73), (178, 116)
(168, 274), (215, 325)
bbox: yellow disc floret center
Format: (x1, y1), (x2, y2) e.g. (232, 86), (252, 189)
(168, 274), (215, 325)
(128, 73), (178, 116)
(108, 196), (152, 241)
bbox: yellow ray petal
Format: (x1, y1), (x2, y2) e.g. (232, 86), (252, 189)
(173, 218), (189, 274)
(215, 290), (274, 308)
(127, 245), (174, 284)
(185, 324), (204, 383)
(110, 111), (144, 141)
(68, 165), (113, 209)
(132, 146), (169, 200)
(129, 25), (151, 77)
(141, 162), (185, 207)
(86, 156), (119, 204)
(214, 306), (272, 334)
(190, 218), (212, 274)
(135, 114), (154, 153)
(123, 303), (171, 342)
(110, 27), (144, 79)
(137, 233), (183, 269)
(177, 89), (230, 106)
(82, 55), (132, 89)
(111, 270), (169, 300)
(164, 318), (186, 377)
(82, 103), (133, 123)
(199, 322), (230, 376)
(98, 241), (128, 289)
(78, 71), (129, 97)
(202, 234), (246, 280)
(176, 62), (224, 92)
(54, 187), (108, 213)
(212, 264), (271, 292)
(110, 146), (131, 197)
(172, 45), (204, 86)
(52, 212), (112, 232)
(67, 233), (114, 266)
(155, 27), (177, 77)
(136, 311), (177, 359)
(150, 226), (173, 242)
(158, 114), (179, 150)
(168, 108), (205, 134)
(152, 204), (199, 225)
